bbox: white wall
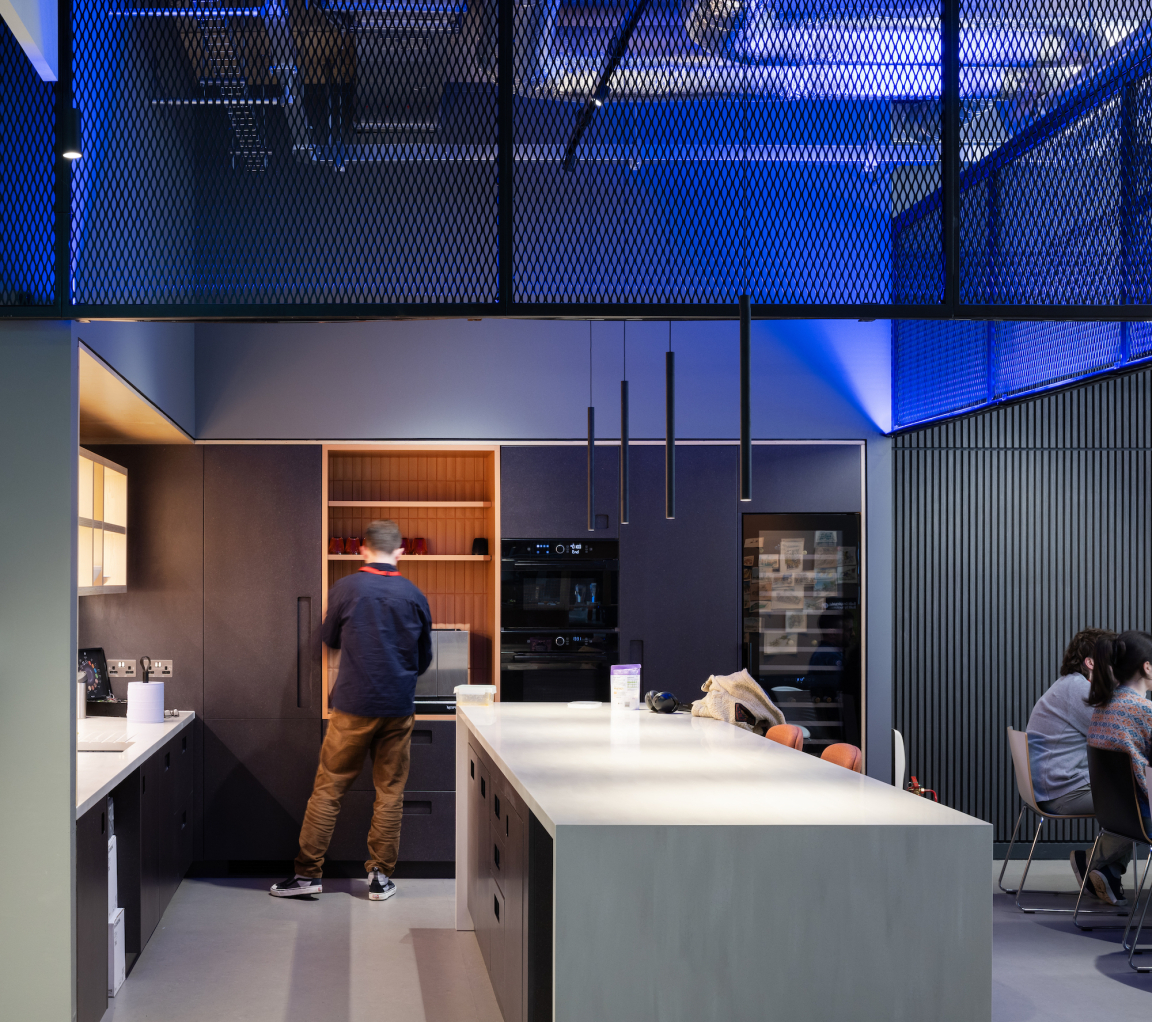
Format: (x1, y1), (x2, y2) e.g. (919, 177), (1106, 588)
(0, 320), (77, 1019)
(194, 318), (891, 440)
(76, 320), (196, 434)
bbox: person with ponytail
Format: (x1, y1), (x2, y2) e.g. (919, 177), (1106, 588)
(1027, 628), (1131, 903)
(1085, 630), (1152, 904)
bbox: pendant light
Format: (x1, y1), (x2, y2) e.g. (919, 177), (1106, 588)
(620, 322), (630, 525)
(588, 324), (596, 532)
(666, 322), (675, 520)
(739, 294), (751, 501)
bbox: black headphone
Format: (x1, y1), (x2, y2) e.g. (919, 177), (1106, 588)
(645, 690), (686, 714)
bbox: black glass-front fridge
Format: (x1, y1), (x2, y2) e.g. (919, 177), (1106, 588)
(741, 513), (862, 756)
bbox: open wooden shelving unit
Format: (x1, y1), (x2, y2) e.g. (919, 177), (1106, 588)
(321, 445), (501, 719)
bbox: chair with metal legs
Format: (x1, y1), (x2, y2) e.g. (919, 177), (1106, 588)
(1083, 746), (1152, 968)
(999, 728), (1125, 918)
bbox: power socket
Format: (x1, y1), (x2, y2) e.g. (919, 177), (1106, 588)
(146, 659), (173, 680)
(108, 660), (136, 678)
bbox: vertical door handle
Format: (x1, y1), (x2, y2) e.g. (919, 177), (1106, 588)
(297, 597), (311, 709)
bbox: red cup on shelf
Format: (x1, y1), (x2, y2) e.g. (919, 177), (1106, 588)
(401, 538), (410, 555)
(411, 537), (428, 555)
(346, 537), (361, 555)
(328, 537), (344, 555)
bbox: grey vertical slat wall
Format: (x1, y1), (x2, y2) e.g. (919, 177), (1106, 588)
(894, 368), (1152, 846)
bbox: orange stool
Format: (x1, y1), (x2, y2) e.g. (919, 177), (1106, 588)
(764, 724), (804, 751)
(821, 743), (863, 772)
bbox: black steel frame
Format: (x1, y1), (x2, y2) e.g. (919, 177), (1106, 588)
(8, 0), (1152, 323)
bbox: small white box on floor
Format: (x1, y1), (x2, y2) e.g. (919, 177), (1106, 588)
(108, 835), (118, 913)
(108, 907), (125, 995)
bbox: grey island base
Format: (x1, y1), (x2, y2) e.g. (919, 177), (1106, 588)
(455, 703), (991, 1022)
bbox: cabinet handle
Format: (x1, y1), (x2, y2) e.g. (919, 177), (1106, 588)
(182, 735), (187, 753)
(493, 844), (500, 870)
(297, 597), (312, 709)
(165, 752), (170, 770)
(481, 778), (485, 798)
(494, 794), (501, 819)
(506, 814), (509, 836)
(493, 895), (500, 922)
(470, 759), (474, 779)
(181, 810), (187, 829)
(412, 729), (433, 745)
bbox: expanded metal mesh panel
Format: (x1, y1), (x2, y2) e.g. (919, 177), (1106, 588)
(894, 317), (1152, 426)
(70, 0), (498, 304)
(996, 320), (1123, 395)
(0, 21), (55, 307)
(893, 319), (988, 426)
(513, 0), (942, 304)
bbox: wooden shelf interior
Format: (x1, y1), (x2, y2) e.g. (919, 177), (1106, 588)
(323, 448), (500, 718)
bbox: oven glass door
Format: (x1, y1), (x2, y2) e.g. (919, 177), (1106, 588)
(501, 562), (618, 630)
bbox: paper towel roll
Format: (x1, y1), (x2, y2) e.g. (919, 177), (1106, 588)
(127, 682), (165, 723)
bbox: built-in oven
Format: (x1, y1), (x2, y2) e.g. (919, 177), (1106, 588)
(500, 539), (619, 701)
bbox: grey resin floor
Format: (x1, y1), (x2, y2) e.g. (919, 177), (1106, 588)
(104, 865), (1152, 1021)
(103, 877), (502, 1022)
(993, 859), (1152, 1019)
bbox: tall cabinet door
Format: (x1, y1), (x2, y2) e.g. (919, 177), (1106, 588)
(204, 445), (322, 719)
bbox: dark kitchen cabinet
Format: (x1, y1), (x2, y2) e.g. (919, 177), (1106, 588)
(204, 445), (323, 719)
(159, 728), (195, 916)
(617, 445), (740, 703)
(76, 801), (109, 1022)
(139, 752), (161, 949)
(202, 718), (321, 859)
(501, 445), (620, 538)
(466, 740), (551, 1022)
(325, 718), (456, 793)
(327, 790), (455, 863)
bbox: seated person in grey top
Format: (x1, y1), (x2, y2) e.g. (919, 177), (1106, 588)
(1027, 627), (1131, 905)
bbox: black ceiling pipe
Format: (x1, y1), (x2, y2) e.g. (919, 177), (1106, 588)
(739, 293), (751, 501)
(665, 350), (675, 519)
(587, 405), (596, 531)
(620, 379), (630, 525)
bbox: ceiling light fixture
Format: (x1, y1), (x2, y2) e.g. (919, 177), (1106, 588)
(61, 105), (83, 160)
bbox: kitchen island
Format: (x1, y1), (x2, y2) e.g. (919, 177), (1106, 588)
(456, 703), (990, 1022)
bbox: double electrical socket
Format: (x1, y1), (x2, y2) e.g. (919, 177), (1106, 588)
(108, 659), (173, 680)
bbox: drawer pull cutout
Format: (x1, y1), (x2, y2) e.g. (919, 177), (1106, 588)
(494, 844), (500, 869)
(493, 895), (500, 921)
(403, 801), (433, 815)
(412, 729), (433, 745)
(494, 794), (501, 819)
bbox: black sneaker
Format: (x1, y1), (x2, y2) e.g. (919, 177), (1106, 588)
(270, 874), (322, 898)
(1089, 867), (1128, 906)
(1070, 849), (1088, 889)
(368, 869), (396, 902)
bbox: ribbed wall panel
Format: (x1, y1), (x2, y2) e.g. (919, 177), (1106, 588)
(894, 368), (1152, 844)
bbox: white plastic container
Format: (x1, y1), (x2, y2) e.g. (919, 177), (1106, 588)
(127, 681), (164, 723)
(108, 907), (125, 995)
(454, 684), (497, 707)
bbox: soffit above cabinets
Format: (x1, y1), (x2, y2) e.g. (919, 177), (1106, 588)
(79, 346), (192, 445)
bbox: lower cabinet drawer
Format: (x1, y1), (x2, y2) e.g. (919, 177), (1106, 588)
(328, 790), (455, 862)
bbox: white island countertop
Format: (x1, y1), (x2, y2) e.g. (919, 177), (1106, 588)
(76, 711), (195, 817)
(458, 702), (982, 835)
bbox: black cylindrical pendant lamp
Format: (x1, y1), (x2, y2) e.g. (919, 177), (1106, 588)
(739, 294), (751, 501)
(665, 350), (675, 519)
(620, 380), (630, 525)
(587, 405), (596, 531)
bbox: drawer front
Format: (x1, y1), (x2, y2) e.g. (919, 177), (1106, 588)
(327, 789), (456, 862)
(325, 718), (456, 792)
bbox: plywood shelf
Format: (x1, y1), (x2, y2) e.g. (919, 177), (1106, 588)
(329, 500), (491, 508)
(327, 554), (491, 561)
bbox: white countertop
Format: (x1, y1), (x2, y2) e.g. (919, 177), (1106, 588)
(76, 711), (195, 817)
(459, 703), (986, 835)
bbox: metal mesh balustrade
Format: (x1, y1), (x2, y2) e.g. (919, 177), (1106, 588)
(893, 318), (1152, 427)
(7, 0), (1152, 312)
(69, 0), (499, 305)
(0, 21), (56, 308)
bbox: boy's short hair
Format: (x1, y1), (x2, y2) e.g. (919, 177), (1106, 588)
(1060, 628), (1117, 678)
(364, 519), (402, 554)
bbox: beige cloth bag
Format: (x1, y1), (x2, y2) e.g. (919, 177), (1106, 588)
(691, 668), (785, 731)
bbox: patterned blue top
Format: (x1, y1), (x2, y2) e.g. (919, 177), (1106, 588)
(1088, 688), (1152, 804)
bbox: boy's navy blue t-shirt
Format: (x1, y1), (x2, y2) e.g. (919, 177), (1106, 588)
(322, 564), (433, 718)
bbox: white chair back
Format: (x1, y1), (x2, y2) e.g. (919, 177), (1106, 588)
(893, 728), (906, 789)
(1007, 728), (1041, 813)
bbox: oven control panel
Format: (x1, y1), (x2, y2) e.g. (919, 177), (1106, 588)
(502, 539), (619, 560)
